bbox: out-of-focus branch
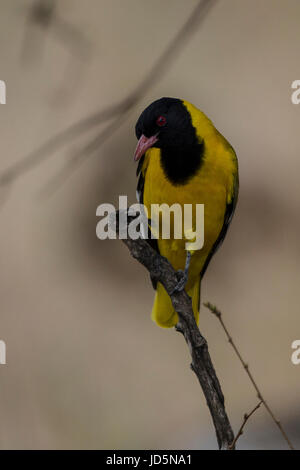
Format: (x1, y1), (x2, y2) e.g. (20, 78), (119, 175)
(113, 213), (234, 450)
(34, 0), (218, 195)
(228, 401), (262, 450)
(29, 0), (56, 28)
(204, 302), (294, 450)
(0, 0), (218, 196)
(22, 0), (91, 60)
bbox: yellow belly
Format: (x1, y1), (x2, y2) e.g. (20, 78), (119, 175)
(143, 148), (228, 289)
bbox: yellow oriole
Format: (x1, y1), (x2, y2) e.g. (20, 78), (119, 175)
(134, 98), (238, 328)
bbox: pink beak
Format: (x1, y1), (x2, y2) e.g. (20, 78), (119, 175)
(134, 134), (158, 161)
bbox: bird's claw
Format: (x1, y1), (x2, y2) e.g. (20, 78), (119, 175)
(171, 269), (188, 294)
(171, 251), (191, 294)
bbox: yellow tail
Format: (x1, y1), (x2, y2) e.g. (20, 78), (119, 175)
(151, 279), (201, 328)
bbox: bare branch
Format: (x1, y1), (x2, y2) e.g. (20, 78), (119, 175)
(113, 214), (234, 450)
(228, 401), (262, 450)
(204, 302), (294, 450)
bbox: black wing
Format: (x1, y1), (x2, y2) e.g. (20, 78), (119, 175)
(136, 155), (145, 204)
(136, 156), (159, 289)
(200, 174), (239, 279)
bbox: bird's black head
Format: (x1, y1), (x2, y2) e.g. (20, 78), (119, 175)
(134, 97), (204, 185)
(134, 97), (199, 161)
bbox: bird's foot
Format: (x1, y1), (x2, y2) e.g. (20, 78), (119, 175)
(171, 269), (188, 294)
(171, 251), (191, 294)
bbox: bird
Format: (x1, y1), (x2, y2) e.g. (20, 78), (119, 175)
(134, 97), (238, 328)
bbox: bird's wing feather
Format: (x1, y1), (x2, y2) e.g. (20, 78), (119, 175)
(200, 169), (239, 279)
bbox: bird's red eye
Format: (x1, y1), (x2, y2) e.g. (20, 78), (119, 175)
(156, 115), (167, 127)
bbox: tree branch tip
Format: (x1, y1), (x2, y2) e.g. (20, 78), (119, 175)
(203, 301), (221, 317)
(175, 324), (184, 335)
(229, 400), (263, 449)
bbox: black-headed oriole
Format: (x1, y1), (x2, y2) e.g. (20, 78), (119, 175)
(134, 98), (238, 328)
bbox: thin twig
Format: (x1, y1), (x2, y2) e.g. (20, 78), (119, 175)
(229, 401), (262, 450)
(112, 213), (234, 450)
(204, 302), (294, 450)
(0, 0), (217, 195)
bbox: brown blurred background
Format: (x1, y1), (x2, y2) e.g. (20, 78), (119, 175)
(0, 0), (299, 450)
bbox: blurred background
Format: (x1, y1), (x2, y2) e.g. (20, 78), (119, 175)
(0, 0), (299, 450)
